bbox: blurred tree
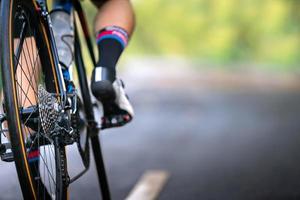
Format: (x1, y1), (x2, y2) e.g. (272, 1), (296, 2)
(46, 0), (300, 68)
(124, 0), (300, 68)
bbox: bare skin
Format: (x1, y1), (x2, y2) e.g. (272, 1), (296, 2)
(14, 38), (40, 109)
(0, 38), (40, 139)
(93, 0), (135, 36)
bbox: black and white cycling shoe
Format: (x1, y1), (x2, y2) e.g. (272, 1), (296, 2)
(91, 67), (134, 129)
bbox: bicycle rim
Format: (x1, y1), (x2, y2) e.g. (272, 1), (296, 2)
(0, 0), (67, 199)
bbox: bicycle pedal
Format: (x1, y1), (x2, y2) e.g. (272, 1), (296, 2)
(101, 114), (131, 130)
(0, 144), (6, 155)
(1, 152), (14, 162)
(0, 114), (7, 123)
(92, 102), (99, 108)
(0, 143), (14, 162)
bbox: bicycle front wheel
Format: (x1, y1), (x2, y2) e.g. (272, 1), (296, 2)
(0, 0), (67, 199)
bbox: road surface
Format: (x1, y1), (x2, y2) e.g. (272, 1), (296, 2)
(1, 63), (300, 200)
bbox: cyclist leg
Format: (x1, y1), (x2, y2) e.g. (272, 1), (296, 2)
(91, 0), (135, 129)
(92, 0), (135, 34)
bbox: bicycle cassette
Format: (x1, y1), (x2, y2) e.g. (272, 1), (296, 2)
(38, 85), (61, 134)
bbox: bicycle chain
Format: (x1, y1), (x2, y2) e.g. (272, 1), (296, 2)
(71, 106), (80, 140)
(59, 146), (70, 186)
(38, 85), (70, 186)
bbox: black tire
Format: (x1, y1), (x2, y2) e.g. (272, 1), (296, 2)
(0, 0), (67, 199)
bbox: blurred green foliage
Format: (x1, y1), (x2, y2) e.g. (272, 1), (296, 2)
(122, 0), (300, 66)
(51, 0), (300, 67)
(57, 0), (300, 67)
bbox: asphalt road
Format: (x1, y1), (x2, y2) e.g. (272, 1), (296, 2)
(1, 66), (300, 200)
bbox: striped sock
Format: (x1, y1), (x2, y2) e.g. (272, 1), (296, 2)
(95, 26), (129, 81)
(28, 149), (40, 163)
(96, 26), (129, 49)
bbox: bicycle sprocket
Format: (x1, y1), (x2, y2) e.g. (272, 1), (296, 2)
(38, 85), (60, 134)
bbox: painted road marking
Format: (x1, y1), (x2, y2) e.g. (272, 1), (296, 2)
(125, 170), (170, 200)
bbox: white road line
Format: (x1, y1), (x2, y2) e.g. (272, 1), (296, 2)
(125, 170), (170, 200)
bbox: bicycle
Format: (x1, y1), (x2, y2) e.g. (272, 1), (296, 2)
(0, 0), (111, 199)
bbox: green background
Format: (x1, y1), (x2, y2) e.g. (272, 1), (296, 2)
(80, 0), (300, 71)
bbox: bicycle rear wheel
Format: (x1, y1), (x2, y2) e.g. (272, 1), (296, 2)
(0, 0), (67, 199)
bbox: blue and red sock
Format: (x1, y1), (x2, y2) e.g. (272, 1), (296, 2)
(95, 26), (129, 80)
(96, 26), (129, 49)
(28, 149), (40, 163)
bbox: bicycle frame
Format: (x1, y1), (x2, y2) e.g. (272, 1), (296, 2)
(72, 2), (111, 199)
(35, 0), (68, 105)
(46, 0), (111, 198)
(1, 0), (111, 199)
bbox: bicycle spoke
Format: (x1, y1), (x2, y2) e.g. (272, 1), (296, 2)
(15, 55), (38, 96)
(19, 50), (40, 108)
(15, 81), (35, 106)
(45, 146), (54, 194)
(15, 41), (39, 99)
(43, 146), (52, 193)
(18, 51), (38, 99)
(39, 149), (56, 184)
(11, 5), (59, 198)
(14, 20), (27, 71)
